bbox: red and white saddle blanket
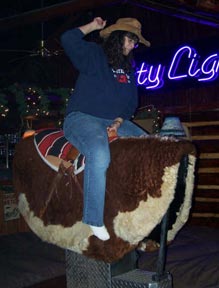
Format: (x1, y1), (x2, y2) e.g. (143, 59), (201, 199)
(34, 128), (118, 175)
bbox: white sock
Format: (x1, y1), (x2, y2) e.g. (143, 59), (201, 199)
(90, 225), (110, 241)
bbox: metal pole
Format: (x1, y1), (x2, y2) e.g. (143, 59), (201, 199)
(152, 208), (170, 281)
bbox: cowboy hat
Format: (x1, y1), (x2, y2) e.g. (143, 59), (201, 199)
(100, 18), (151, 47)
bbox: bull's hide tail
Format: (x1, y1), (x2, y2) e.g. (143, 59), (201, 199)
(167, 154), (196, 241)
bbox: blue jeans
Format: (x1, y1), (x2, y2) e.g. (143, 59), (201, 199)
(63, 111), (148, 226)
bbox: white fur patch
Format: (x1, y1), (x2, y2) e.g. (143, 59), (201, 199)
(18, 193), (91, 253)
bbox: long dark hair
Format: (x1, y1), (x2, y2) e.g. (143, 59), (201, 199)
(102, 31), (138, 74)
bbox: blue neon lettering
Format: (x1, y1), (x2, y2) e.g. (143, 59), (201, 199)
(199, 54), (219, 81)
(137, 45), (219, 90)
(168, 46), (193, 80)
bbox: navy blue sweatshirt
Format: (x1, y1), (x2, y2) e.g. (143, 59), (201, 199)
(61, 28), (138, 120)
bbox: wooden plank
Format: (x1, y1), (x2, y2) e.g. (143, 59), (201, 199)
(198, 167), (219, 173)
(200, 153), (219, 159)
(183, 121), (219, 127)
(195, 197), (219, 202)
(192, 213), (219, 218)
(191, 135), (219, 140)
(197, 185), (219, 189)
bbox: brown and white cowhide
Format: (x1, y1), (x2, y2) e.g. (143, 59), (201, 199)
(13, 134), (196, 263)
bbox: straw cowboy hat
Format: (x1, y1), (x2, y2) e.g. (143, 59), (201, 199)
(100, 18), (151, 47)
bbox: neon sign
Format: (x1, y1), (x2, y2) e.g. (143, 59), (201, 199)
(136, 45), (219, 90)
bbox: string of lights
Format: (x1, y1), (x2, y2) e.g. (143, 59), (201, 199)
(0, 84), (72, 119)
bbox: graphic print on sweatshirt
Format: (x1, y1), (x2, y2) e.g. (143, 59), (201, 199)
(112, 68), (131, 84)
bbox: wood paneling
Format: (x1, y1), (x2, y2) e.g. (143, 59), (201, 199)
(182, 110), (219, 227)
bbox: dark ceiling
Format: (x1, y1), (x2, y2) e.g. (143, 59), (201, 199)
(0, 0), (218, 87)
(1, 0), (218, 29)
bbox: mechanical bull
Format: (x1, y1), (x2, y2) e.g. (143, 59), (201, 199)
(13, 129), (196, 263)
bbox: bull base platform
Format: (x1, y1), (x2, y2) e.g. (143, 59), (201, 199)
(66, 250), (172, 288)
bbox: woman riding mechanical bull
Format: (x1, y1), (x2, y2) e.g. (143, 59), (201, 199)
(60, 17), (151, 241)
(13, 17), (196, 263)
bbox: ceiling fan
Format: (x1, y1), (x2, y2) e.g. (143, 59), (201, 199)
(1, 41), (62, 64)
(0, 1), (64, 64)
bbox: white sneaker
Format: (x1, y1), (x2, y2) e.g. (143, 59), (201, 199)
(90, 225), (110, 241)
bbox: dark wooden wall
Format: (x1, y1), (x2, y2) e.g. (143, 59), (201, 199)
(128, 5), (219, 227)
